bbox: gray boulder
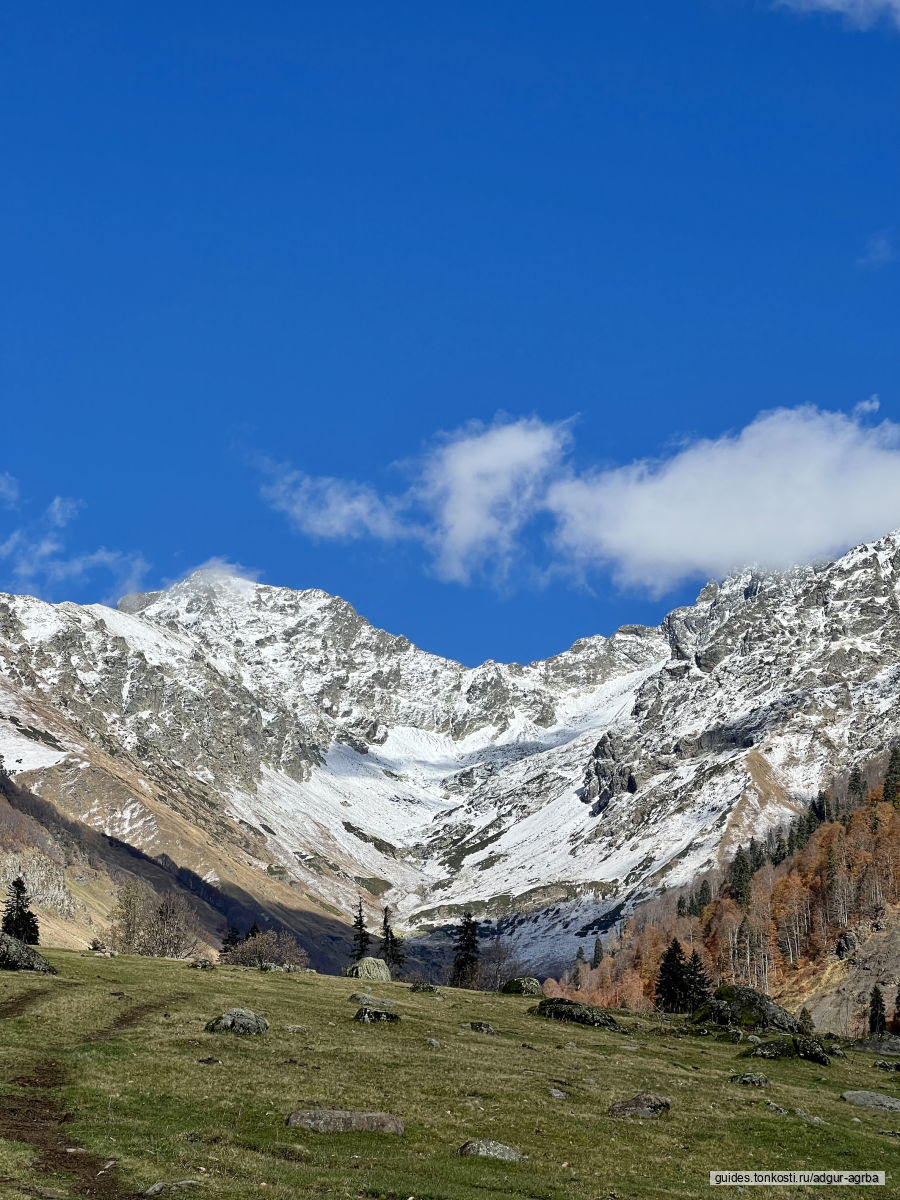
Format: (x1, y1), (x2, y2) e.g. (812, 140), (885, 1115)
(729, 1072), (769, 1087)
(501, 977), (543, 997)
(457, 1139), (524, 1162)
(410, 982), (437, 993)
(854, 1034), (900, 1056)
(841, 1090), (900, 1112)
(286, 1109), (403, 1134)
(344, 957), (391, 982)
(609, 1092), (671, 1118)
(741, 1036), (830, 1065)
(204, 1008), (269, 1035)
(531, 998), (625, 1031)
(0, 933), (55, 974)
(463, 1022), (495, 1034)
(693, 985), (798, 1033)
(354, 1006), (400, 1023)
(348, 993), (394, 1007)
(875, 1060), (900, 1072)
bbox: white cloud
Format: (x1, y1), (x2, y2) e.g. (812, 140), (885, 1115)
(262, 405), (900, 596)
(856, 232), (896, 269)
(163, 557), (261, 587)
(0, 474), (18, 507)
(777, 0), (900, 28)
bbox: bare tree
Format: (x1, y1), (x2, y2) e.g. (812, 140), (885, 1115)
(477, 935), (526, 991)
(109, 884), (199, 959)
(220, 928), (309, 969)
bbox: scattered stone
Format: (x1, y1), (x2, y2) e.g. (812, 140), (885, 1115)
(693, 985), (798, 1033)
(521, 1043), (537, 1051)
(729, 1073), (769, 1088)
(344, 957), (391, 982)
(830, 1044), (847, 1058)
(204, 1008), (268, 1036)
(464, 1022), (495, 1034)
(354, 1006), (400, 1023)
(285, 1025), (305, 1034)
(875, 1060), (900, 1072)
(410, 982), (437, 993)
(190, 959), (215, 970)
(608, 1092), (671, 1118)
(0, 933), (56, 974)
(565, 1041), (578, 1049)
(144, 1185), (201, 1196)
(746, 1035), (762, 1045)
(425, 1038), (441, 1048)
(532, 998), (625, 1032)
(549, 1088), (568, 1099)
(880, 1130), (900, 1139)
(841, 1091), (900, 1112)
(285, 1109), (404, 1134)
(501, 977), (543, 997)
(348, 993), (394, 1007)
(794, 1109), (825, 1125)
(457, 1139), (524, 1161)
(765, 1101), (788, 1114)
(197, 1057), (222, 1065)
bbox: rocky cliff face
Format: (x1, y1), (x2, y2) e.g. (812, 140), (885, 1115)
(2, 529), (900, 970)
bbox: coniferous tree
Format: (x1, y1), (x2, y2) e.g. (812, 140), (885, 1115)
(697, 879), (712, 910)
(378, 907), (406, 976)
(677, 895), (687, 918)
(869, 985), (887, 1036)
(591, 937), (604, 968)
(730, 847), (752, 909)
(654, 937), (689, 1013)
(883, 747), (900, 808)
(350, 898), (371, 962)
(748, 837), (766, 874)
(683, 949), (712, 1012)
(449, 911), (480, 988)
(848, 765), (866, 807)
(221, 925), (243, 951)
(1, 877), (39, 944)
(245, 922), (262, 940)
(572, 963), (582, 991)
(798, 1007), (815, 1035)
(575, 944), (585, 963)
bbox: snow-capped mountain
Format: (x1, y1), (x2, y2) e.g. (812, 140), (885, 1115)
(2, 528), (900, 970)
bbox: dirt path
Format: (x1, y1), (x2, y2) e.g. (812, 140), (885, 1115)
(84, 994), (189, 1043)
(0, 989), (55, 1020)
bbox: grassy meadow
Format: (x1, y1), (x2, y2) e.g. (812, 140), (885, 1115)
(0, 950), (898, 1199)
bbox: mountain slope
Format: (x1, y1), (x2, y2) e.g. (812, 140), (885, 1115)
(2, 529), (900, 970)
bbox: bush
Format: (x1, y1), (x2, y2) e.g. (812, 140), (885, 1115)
(220, 929), (309, 969)
(109, 884), (199, 959)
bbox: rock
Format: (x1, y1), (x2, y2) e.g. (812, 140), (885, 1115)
(285, 1025), (305, 1034)
(532, 998), (625, 1031)
(793, 1036), (831, 1065)
(190, 959), (215, 970)
(794, 1109), (825, 1125)
(841, 1090), (900, 1112)
(425, 1038), (441, 1048)
(457, 1139), (524, 1161)
(501, 977), (543, 997)
(354, 1006), (400, 1023)
(204, 1008), (269, 1036)
(728, 1030), (743, 1044)
(741, 1036), (830, 1065)
(410, 982), (437, 993)
(521, 1043), (537, 1051)
(549, 1088), (568, 1099)
(285, 1109), (403, 1134)
(348, 993), (394, 1007)
(834, 929), (857, 960)
(0, 933), (56, 974)
(853, 1034), (900, 1056)
(144, 1185), (201, 1196)
(692, 985), (798, 1033)
(875, 1060), (900, 1072)
(464, 1022), (495, 1034)
(197, 1057), (222, 1065)
(765, 1101), (788, 1114)
(746, 1035), (762, 1045)
(565, 1041), (578, 1049)
(608, 1092), (671, 1118)
(830, 1044), (846, 1058)
(729, 1073), (769, 1087)
(344, 957), (391, 982)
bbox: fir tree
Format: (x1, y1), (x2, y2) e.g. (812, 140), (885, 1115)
(729, 847), (752, 909)
(683, 949), (712, 1012)
(798, 1007), (815, 1035)
(748, 837), (766, 874)
(350, 898), (371, 962)
(591, 937), (604, 968)
(869, 985), (887, 1036)
(575, 944), (585, 962)
(848, 765), (866, 807)
(654, 937), (688, 1013)
(378, 907), (406, 976)
(449, 911), (480, 988)
(883, 747), (900, 808)
(245, 922), (261, 940)
(1, 877), (39, 944)
(221, 925), (243, 951)
(677, 895), (687, 918)
(697, 879), (712, 910)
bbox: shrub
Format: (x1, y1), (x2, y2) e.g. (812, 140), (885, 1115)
(220, 929), (309, 969)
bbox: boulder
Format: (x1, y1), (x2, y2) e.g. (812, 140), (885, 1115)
(348, 993), (394, 1007)
(729, 1072), (769, 1087)
(765, 1101), (788, 1114)
(875, 1060), (900, 1073)
(204, 1008), (269, 1036)
(531, 998), (625, 1031)
(740, 1036), (830, 1065)
(0, 933), (56, 974)
(501, 977), (543, 997)
(464, 1022), (495, 1034)
(425, 1038), (442, 1048)
(549, 1087), (568, 1099)
(354, 1006), (400, 1023)
(344, 957), (391, 982)
(609, 1092), (671, 1119)
(692, 985), (798, 1033)
(853, 1034), (900, 1056)
(457, 1139), (524, 1162)
(841, 1091), (900, 1112)
(794, 1109), (825, 1125)
(410, 982), (437, 993)
(285, 1109), (403, 1134)
(834, 930), (857, 960)
(190, 959), (215, 970)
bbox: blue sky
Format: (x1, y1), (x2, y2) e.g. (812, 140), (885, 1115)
(1, 0), (898, 665)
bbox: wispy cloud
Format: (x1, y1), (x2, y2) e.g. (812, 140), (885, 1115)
(0, 480), (148, 604)
(777, 0), (900, 28)
(856, 232), (896, 269)
(260, 402), (900, 595)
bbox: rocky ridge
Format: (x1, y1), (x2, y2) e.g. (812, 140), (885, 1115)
(2, 529), (900, 969)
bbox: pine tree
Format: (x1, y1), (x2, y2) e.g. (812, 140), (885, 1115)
(449, 911), (480, 988)
(378, 907), (406, 976)
(697, 879), (712, 910)
(654, 937), (689, 1013)
(221, 925), (243, 951)
(869, 985), (887, 1036)
(883, 747), (900, 808)
(1, 877), (39, 944)
(575, 944), (585, 963)
(572, 963), (582, 991)
(748, 837), (766, 874)
(683, 949), (712, 1012)
(677, 895), (687, 918)
(798, 1007), (815, 1035)
(848, 765), (866, 807)
(245, 922), (261, 941)
(591, 937), (604, 968)
(730, 847), (752, 909)
(350, 898), (371, 962)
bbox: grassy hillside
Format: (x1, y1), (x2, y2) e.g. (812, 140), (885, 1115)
(0, 953), (898, 1199)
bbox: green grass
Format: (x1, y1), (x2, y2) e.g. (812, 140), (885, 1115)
(0, 951), (898, 1199)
